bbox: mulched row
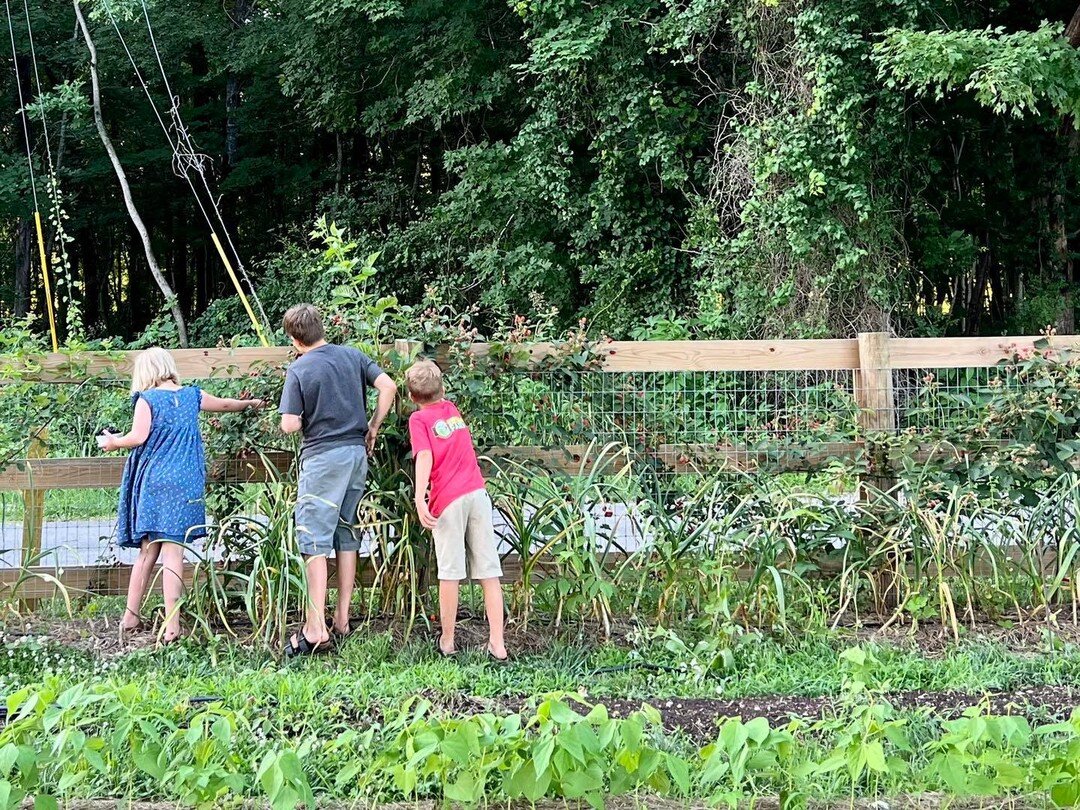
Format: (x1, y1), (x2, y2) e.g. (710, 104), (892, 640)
(436, 685), (1080, 745)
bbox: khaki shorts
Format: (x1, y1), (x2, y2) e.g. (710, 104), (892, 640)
(432, 489), (503, 581)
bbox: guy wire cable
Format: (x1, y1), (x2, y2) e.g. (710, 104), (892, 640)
(23, 0), (77, 332)
(137, 0), (270, 333)
(5, 0), (59, 352)
(97, 0), (269, 347)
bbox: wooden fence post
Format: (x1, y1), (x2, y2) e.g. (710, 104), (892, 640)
(392, 339), (423, 363)
(20, 429), (48, 611)
(855, 333), (900, 610)
(855, 332), (895, 438)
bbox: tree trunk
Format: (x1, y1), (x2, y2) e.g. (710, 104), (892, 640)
(74, 0), (188, 346)
(14, 219), (32, 318)
(1053, 4), (1080, 333)
(1067, 2), (1080, 47)
(224, 0), (252, 170)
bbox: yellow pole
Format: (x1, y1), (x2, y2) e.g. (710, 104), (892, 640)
(211, 231), (269, 347)
(33, 211), (59, 352)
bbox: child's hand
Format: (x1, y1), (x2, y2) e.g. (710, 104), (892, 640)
(415, 499), (438, 530)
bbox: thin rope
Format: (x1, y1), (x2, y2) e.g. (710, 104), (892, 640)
(24, 0), (80, 336)
(5, 0), (39, 210)
(98, 0), (266, 346)
(98, 0), (214, 226)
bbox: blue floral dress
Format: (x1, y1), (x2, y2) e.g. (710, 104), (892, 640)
(117, 386), (207, 548)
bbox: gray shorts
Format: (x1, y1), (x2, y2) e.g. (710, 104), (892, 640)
(432, 489), (503, 581)
(295, 444), (368, 557)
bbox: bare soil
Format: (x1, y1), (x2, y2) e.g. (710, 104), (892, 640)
(424, 684), (1080, 745)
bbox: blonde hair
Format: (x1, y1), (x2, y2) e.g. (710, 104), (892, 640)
(404, 359), (444, 404)
(131, 347), (180, 393)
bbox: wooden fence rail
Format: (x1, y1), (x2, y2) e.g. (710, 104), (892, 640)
(0, 332), (1073, 600)
(3, 333), (1077, 383)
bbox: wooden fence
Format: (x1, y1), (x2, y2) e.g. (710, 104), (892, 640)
(0, 332), (1073, 600)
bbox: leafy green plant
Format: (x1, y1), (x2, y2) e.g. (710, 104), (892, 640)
(807, 648), (914, 796)
(698, 716), (796, 807)
(924, 705), (1032, 796)
(185, 473), (308, 651)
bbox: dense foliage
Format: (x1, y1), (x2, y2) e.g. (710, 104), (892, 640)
(3, 0), (1080, 343)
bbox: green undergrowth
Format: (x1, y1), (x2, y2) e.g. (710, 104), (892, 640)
(1, 640), (1079, 808)
(6, 598), (1080, 807)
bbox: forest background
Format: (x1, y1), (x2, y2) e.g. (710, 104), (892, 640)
(3, 0), (1080, 346)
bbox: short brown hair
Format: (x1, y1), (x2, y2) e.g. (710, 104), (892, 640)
(283, 303), (325, 346)
(405, 359), (444, 404)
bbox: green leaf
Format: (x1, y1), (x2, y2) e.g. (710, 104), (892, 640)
(441, 724), (479, 765)
(561, 768), (603, 798)
(744, 717), (771, 744)
(0, 746), (18, 779)
(444, 772), (481, 803)
(864, 741), (887, 773)
(621, 718), (643, 752)
(548, 700), (582, 724)
(533, 735), (555, 776)
(1051, 781), (1080, 808)
(667, 755), (691, 795)
(507, 760), (551, 802)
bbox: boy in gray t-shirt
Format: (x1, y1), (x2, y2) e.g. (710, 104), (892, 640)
(279, 304), (397, 656)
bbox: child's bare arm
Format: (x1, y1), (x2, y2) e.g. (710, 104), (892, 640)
(201, 392), (265, 413)
(413, 449), (437, 529)
(366, 373), (398, 452)
(101, 398), (152, 451)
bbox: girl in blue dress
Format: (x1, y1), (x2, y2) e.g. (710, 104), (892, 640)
(99, 347), (263, 643)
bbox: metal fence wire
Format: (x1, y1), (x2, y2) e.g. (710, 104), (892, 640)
(1, 357), (1024, 592)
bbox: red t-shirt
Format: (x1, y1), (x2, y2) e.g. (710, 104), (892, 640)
(408, 400), (486, 517)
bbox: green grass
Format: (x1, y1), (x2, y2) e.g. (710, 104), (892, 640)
(0, 489), (117, 521)
(9, 598), (1080, 706)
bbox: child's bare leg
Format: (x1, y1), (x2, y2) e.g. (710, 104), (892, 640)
(438, 579), (460, 654)
(334, 550), (357, 632)
(480, 577), (506, 659)
(123, 540), (161, 630)
(302, 555), (331, 645)
(159, 542), (185, 640)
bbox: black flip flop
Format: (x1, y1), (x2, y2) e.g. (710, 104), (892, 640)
(435, 636), (457, 658)
(326, 618), (353, 639)
(285, 631), (331, 658)
(486, 645), (509, 664)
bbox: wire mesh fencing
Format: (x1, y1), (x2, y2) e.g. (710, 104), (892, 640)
(0, 346), (1035, 597)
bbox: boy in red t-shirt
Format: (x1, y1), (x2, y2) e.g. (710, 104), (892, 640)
(406, 359), (507, 661)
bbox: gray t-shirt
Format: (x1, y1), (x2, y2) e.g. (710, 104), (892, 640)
(279, 344), (384, 458)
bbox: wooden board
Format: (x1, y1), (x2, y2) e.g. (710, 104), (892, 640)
(0, 452), (294, 491)
(889, 336), (1080, 369)
(0, 442), (864, 493)
(1, 348), (293, 384)
(9, 335), (1080, 384)
(599, 340), (860, 372)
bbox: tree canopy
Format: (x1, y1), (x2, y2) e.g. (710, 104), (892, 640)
(3, 0), (1080, 343)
